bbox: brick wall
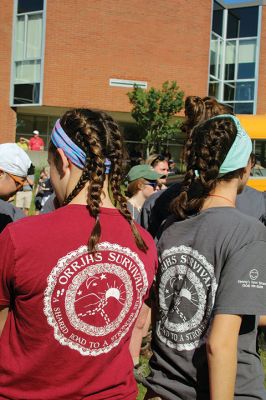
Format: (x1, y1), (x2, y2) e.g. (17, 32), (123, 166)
(0, 0), (212, 143)
(0, 0), (16, 143)
(43, 0), (212, 111)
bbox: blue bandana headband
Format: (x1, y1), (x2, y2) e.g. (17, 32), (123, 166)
(194, 114), (252, 178)
(51, 119), (111, 174)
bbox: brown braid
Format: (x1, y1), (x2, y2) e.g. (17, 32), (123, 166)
(49, 108), (148, 253)
(181, 96), (234, 139)
(85, 129), (105, 251)
(171, 117), (244, 219)
(103, 114), (148, 252)
(181, 96), (205, 137)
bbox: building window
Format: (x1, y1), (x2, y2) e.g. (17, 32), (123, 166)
(208, 1), (260, 114)
(11, 0), (45, 105)
(16, 114), (57, 150)
(212, 1), (224, 36)
(227, 7), (258, 39)
(17, 0), (44, 14)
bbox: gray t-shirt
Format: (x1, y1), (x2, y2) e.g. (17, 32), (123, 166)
(127, 201), (140, 221)
(145, 207), (266, 400)
(236, 186), (266, 224)
(0, 199), (25, 233)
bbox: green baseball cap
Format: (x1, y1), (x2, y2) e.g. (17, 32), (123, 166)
(127, 164), (165, 182)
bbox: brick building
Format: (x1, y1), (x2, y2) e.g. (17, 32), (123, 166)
(0, 0), (265, 155)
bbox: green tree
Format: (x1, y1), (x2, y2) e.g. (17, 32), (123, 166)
(127, 81), (184, 155)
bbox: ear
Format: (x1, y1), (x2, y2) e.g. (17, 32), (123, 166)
(242, 158), (252, 174)
(56, 148), (70, 177)
(137, 180), (145, 191)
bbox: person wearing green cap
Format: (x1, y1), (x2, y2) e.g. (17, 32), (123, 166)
(126, 164), (165, 221)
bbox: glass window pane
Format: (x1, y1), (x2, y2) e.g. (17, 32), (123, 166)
(253, 140), (266, 173)
(15, 16), (25, 60)
(227, 7), (258, 39)
(208, 81), (220, 98)
(13, 83), (40, 104)
(238, 39), (256, 79)
(16, 115), (48, 148)
(26, 14), (43, 59)
(225, 40), (236, 80)
(227, 10), (240, 39)
(48, 116), (59, 134)
(33, 115), (48, 139)
(210, 35), (218, 77)
(223, 83), (235, 101)
(15, 60), (41, 83)
(17, 0), (44, 14)
(234, 102), (254, 114)
(16, 114), (35, 137)
(236, 81), (254, 101)
(212, 1), (224, 36)
(224, 102), (234, 112)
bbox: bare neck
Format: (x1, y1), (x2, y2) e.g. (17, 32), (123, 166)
(69, 178), (116, 208)
(128, 191), (146, 211)
(201, 179), (238, 211)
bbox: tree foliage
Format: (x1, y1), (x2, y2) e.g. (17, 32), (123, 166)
(127, 81), (184, 153)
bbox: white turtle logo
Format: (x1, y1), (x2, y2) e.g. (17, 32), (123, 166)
(249, 269), (259, 281)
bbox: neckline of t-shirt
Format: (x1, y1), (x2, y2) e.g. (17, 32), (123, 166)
(200, 206), (237, 214)
(65, 204), (121, 215)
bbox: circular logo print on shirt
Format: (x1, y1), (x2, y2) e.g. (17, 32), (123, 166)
(157, 246), (217, 351)
(249, 268), (259, 281)
(44, 242), (148, 356)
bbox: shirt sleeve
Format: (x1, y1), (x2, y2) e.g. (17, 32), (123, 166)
(142, 233), (158, 302)
(213, 240), (266, 316)
(0, 227), (16, 306)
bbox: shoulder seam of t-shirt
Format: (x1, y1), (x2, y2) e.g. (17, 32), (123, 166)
(239, 239), (266, 250)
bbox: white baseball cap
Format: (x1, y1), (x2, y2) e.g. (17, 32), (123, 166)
(0, 143), (32, 177)
(33, 130), (39, 135)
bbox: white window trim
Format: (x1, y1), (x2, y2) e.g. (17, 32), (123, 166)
(10, 0), (46, 106)
(208, 2), (261, 114)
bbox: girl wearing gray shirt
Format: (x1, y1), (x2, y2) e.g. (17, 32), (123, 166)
(144, 115), (266, 400)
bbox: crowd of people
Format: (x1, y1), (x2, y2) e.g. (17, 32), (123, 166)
(0, 98), (266, 400)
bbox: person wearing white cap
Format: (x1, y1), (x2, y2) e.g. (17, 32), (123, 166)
(29, 129), (44, 151)
(0, 143), (32, 232)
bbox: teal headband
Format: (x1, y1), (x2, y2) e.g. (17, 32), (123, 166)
(195, 114), (252, 178)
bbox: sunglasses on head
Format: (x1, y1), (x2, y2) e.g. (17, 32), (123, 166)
(151, 154), (165, 166)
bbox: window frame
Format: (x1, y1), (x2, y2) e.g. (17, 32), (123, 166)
(208, 2), (262, 115)
(10, 0), (46, 107)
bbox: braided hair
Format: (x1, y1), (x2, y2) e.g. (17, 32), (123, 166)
(181, 96), (205, 136)
(181, 96), (234, 138)
(49, 108), (148, 253)
(171, 117), (244, 219)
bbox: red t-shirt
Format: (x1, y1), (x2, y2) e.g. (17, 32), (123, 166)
(29, 136), (44, 150)
(0, 205), (157, 400)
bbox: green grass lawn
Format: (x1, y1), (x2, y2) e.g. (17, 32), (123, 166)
(137, 355), (149, 400)
(261, 350), (266, 387)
